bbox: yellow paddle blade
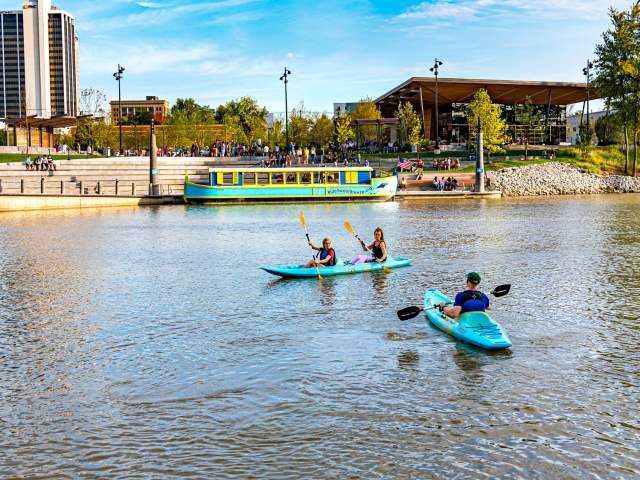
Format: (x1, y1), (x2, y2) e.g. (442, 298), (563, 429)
(300, 211), (306, 226)
(343, 221), (354, 235)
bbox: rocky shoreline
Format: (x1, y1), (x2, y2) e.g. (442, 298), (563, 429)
(487, 162), (640, 196)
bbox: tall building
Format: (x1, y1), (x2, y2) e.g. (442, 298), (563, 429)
(0, 0), (78, 123)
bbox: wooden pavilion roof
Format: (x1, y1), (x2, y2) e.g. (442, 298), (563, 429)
(375, 77), (598, 109)
(5, 115), (88, 128)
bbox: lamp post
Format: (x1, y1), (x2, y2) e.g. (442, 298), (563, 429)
(429, 58), (443, 153)
(280, 67), (291, 148)
(113, 64), (125, 154)
(582, 60), (593, 141)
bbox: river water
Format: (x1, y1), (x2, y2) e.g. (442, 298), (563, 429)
(0, 195), (639, 479)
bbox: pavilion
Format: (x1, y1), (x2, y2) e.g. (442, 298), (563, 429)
(375, 77), (599, 145)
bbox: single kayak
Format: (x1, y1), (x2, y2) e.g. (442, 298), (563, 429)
(261, 257), (413, 278)
(424, 288), (512, 350)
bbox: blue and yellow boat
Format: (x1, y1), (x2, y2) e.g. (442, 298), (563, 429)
(184, 166), (397, 203)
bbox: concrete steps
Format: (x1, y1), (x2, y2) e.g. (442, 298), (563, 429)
(0, 156), (264, 196)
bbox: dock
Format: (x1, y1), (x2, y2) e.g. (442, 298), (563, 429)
(396, 190), (501, 199)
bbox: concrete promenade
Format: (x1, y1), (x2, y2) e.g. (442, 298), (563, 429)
(0, 157), (501, 212)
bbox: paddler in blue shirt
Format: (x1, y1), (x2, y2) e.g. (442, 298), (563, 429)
(439, 272), (491, 319)
(304, 238), (337, 268)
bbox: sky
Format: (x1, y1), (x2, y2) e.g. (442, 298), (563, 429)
(0, 0), (634, 113)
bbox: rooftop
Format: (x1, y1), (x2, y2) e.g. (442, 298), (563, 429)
(376, 77), (597, 108)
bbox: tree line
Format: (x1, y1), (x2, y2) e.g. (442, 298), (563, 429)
(593, 1), (640, 176)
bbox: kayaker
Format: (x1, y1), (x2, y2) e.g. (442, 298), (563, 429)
(439, 272), (491, 319)
(304, 238), (336, 268)
(350, 227), (388, 264)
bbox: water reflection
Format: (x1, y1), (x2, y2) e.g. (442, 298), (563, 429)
(397, 349), (420, 369)
(1, 197), (639, 478)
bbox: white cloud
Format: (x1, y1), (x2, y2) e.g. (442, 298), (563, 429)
(122, 0), (262, 26)
(393, 0), (631, 22)
(81, 43), (219, 75)
(135, 1), (161, 7)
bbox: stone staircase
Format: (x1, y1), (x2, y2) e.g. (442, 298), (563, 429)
(0, 156), (263, 196)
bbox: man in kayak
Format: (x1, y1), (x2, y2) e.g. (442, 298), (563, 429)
(304, 238), (337, 268)
(439, 272), (491, 319)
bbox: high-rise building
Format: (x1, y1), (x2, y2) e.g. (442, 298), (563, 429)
(0, 0), (78, 122)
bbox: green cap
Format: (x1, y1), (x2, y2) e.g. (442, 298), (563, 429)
(466, 272), (481, 284)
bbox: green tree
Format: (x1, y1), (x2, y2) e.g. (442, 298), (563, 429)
(215, 96), (268, 143)
(595, 112), (622, 145)
(468, 89), (510, 155)
(289, 103), (313, 146)
(310, 113), (334, 147)
(514, 96), (541, 161)
(594, 2), (640, 175)
(395, 101), (421, 148)
(335, 113), (354, 145)
(268, 118), (285, 148)
(168, 98), (216, 147)
(123, 109), (153, 125)
(73, 118), (117, 151)
(351, 97), (381, 144)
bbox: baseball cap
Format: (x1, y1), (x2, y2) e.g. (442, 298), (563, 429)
(466, 272), (481, 283)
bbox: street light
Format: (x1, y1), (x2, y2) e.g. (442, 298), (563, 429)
(113, 64), (125, 154)
(280, 67), (291, 148)
(582, 60), (594, 135)
(429, 58), (443, 153)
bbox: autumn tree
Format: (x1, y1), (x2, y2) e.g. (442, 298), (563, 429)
(351, 98), (381, 144)
(335, 113), (354, 145)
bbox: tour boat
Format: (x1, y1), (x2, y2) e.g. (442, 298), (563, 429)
(183, 166), (397, 203)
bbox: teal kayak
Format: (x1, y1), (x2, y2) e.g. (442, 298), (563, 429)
(261, 257), (413, 278)
(424, 288), (512, 350)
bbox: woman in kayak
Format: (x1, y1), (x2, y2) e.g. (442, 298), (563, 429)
(350, 227), (388, 264)
(304, 238), (337, 268)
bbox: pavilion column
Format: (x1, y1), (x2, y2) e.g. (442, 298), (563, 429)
(545, 88), (553, 144)
(419, 87), (427, 142)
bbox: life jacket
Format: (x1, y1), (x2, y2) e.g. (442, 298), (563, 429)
(319, 248), (336, 266)
(460, 290), (486, 312)
(372, 242), (386, 261)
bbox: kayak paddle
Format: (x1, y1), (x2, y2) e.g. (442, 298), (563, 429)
(397, 284), (511, 321)
(344, 221), (391, 273)
(300, 211), (323, 280)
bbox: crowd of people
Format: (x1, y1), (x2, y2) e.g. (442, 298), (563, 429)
(23, 156), (57, 171)
(432, 176), (459, 191)
(432, 157), (461, 170)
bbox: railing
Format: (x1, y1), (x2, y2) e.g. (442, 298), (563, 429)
(0, 178), (185, 196)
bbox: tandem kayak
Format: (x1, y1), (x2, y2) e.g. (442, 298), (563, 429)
(261, 257), (413, 278)
(424, 288), (512, 350)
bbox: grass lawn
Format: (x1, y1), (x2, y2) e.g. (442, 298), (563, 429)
(0, 153), (94, 163)
(458, 158), (553, 173)
(455, 146), (631, 175)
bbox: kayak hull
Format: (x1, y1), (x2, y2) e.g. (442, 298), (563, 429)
(261, 257), (413, 278)
(424, 288), (512, 350)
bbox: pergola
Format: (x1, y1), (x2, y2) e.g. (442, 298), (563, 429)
(4, 115), (87, 148)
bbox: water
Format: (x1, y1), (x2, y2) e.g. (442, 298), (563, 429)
(0, 196), (639, 479)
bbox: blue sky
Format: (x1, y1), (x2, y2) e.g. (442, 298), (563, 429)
(0, 0), (633, 112)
